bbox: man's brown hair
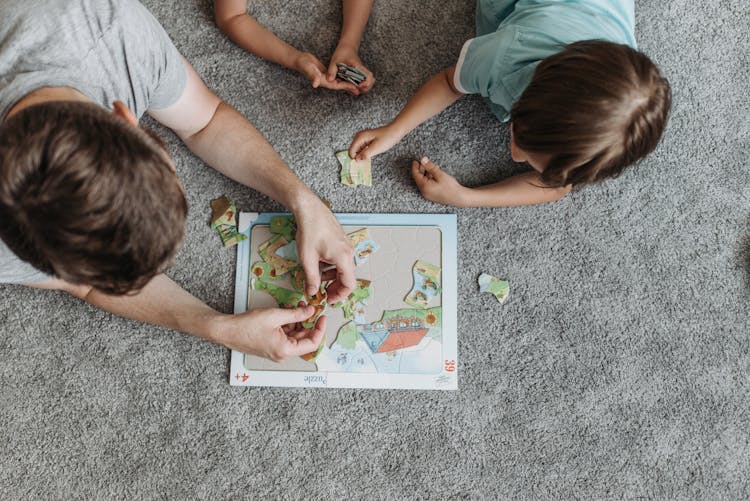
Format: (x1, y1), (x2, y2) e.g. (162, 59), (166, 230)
(0, 101), (187, 294)
(511, 40), (672, 187)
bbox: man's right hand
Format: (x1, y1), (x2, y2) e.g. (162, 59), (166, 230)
(213, 306), (326, 362)
(348, 124), (403, 161)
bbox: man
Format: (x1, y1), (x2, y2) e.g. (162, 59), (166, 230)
(0, 0), (355, 361)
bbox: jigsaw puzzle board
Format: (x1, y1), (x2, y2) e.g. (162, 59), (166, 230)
(230, 213), (457, 390)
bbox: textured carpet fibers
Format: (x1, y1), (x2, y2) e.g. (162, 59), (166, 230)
(1, 0), (749, 498)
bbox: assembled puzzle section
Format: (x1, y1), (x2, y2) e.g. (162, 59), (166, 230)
(231, 213), (458, 390)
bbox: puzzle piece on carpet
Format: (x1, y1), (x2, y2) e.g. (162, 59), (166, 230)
(209, 195), (247, 247)
(336, 150), (372, 187)
(404, 260), (441, 309)
(478, 273), (509, 304)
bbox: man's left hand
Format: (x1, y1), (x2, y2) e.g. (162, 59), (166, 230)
(294, 199), (356, 304)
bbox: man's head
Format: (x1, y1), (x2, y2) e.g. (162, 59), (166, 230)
(0, 101), (187, 294)
(510, 40), (672, 187)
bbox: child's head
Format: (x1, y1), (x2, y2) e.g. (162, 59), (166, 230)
(510, 41), (671, 187)
(0, 101), (187, 294)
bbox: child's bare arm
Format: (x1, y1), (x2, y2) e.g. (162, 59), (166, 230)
(215, 0), (300, 69)
(214, 0), (355, 91)
(349, 66), (462, 159)
(327, 0), (376, 93)
(412, 158), (572, 207)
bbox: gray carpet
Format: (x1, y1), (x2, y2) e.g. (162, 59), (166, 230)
(1, 0), (749, 498)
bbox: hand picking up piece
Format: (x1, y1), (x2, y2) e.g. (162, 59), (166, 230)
(336, 150), (372, 187)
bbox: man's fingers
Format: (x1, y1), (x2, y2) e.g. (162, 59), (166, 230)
(321, 268), (338, 282)
(299, 253), (321, 296)
(327, 250), (356, 303)
(284, 317), (327, 357)
(275, 305), (314, 325)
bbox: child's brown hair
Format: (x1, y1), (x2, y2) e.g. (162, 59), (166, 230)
(0, 101), (187, 294)
(510, 40), (671, 187)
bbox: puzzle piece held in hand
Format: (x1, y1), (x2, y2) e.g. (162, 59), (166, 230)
(302, 285), (328, 329)
(336, 150), (372, 187)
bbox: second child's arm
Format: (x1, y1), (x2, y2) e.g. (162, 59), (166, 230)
(215, 0), (300, 70)
(349, 66), (462, 159)
(327, 0), (376, 93)
(214, 0), (355, 91)
(411, 158), (572, 207)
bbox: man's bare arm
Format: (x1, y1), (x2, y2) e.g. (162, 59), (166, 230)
(28, 275), (324, 361)
(148, 58), (355, 300)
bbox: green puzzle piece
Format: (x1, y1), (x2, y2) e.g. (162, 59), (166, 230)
(253, 280), (304, 308)
(478, 273), (509, 304)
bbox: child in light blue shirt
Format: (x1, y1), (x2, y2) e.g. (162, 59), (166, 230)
(349, 0), (671, 207)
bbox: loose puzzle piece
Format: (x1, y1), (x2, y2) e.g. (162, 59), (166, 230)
(209, 195), (247, 247)
(336, 150), (372, 187)
(269, 215), (297, 241)
(332, 279), (372, 321)
(478, 273), (510, 304)
(258, 234), (297, 277)
(251, 261), (282, 282)
(404, 260), (442, 309)
(302, 285), (328, 329)
(253, 280), (304, 308)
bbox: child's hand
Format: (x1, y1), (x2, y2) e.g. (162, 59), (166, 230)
(349, 124), (403, 161)
(411, 157), (468, 206)
(294, 51), (358, 92)
(327, 44), (375, 95)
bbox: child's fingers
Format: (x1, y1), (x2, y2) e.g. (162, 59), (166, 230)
(326, 62), (338, 82)
(419, 157), (442, 179)
(358, 69), (376, 93)
(411, 160), (428, 187)
(349, 131), (373, 159)
(319, 77), (359, 94)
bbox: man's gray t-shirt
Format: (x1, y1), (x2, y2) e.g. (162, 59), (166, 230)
(0, 0), (187, 284)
